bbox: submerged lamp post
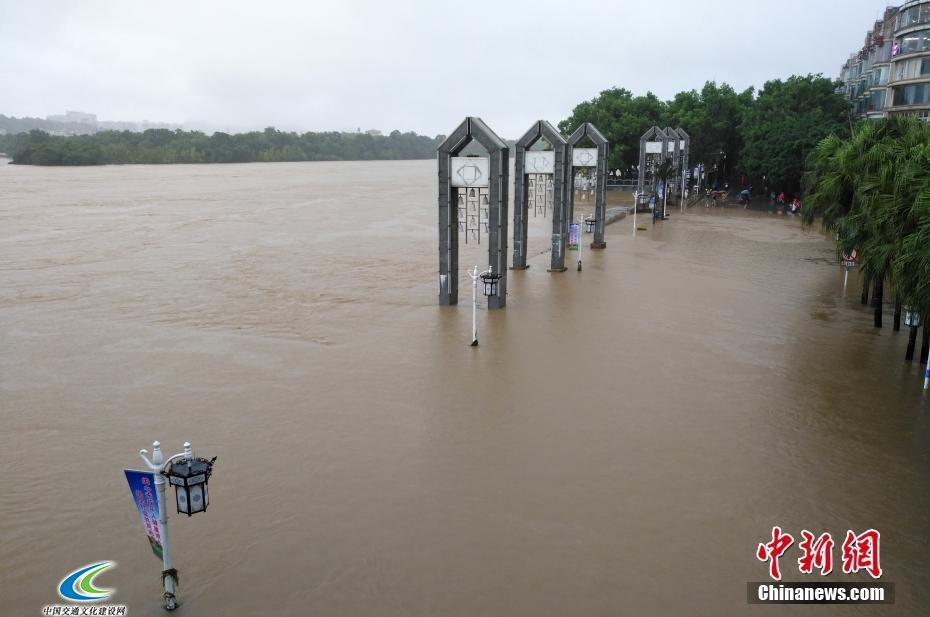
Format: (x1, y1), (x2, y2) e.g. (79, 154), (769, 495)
(663, 179), (669, 220)
(633, 190), (639, 237)
(139, 441), (216, 610)
(467, 265), (501, 346)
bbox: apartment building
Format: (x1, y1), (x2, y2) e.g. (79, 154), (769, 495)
(841, 1), (930, 121)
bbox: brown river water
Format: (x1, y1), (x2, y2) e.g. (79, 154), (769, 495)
(1, 159), (928, 616)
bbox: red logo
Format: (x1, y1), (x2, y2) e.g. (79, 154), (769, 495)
(756, 527), (794, 581)
(842, 529), (882, 579)
(757, 527), (882, 580)
(798, 531), (834, 575)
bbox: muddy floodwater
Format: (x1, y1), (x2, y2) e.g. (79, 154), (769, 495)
(1, 159), (928, 616)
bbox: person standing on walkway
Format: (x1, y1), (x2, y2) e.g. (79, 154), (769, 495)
(740, 188), (751, 208)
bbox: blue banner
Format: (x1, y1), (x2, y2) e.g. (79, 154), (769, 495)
(568, 224), (580, 251)
(124, 469), (163, 559)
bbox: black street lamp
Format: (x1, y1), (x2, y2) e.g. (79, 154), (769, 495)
(165, 455), (216, 516)
(138, 440), (218, 610)
(481, 266), (501, 298)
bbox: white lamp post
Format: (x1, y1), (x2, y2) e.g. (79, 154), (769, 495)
(467, 265), (500, 346)
(576, 217), (584, 271)
(139, 441), (216, 610)
(680, 167), (687, 212)
(663, 179), (668, 220)
(633, 191), (638, 237)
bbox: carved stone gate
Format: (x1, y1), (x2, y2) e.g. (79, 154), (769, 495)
(512, 120), (568, 271)
(437, 117), (509, 309)
(566, 122), (609, 249)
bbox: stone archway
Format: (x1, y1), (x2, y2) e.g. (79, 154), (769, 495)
(566, 122), (609, 249)
(512, 120), (569, 272)
(437, 117), (509, 309)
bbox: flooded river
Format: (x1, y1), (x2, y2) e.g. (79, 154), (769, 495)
(1, 160), (928, 615)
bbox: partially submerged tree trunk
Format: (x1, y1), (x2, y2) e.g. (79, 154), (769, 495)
(893, 297), (902, 332)
(921, 322), (930, 364)
(860, 273), (870, 306)
(872, 277), (884, 328)
(906, 326), (919, 362)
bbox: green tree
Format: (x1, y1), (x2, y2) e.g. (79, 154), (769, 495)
(741, 75), (848, 195)
(804, 117), (930, 347)
(665, 81), (754, 182)
(4, 127), (443, 166)
(559, 88), (665, 170)
(559, 82), (753, 183)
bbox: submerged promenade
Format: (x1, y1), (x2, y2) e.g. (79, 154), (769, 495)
(1, 160), (927, 615)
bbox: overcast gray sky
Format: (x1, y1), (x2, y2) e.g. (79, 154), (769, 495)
(0, 0), (887, 137)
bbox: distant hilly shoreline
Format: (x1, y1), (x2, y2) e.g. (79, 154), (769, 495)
(0, 127), (445, 166)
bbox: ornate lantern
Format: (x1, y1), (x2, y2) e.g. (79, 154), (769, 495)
(904, 307), (922, 328)
(165, 456), (216, 516)
(480, 267), (501, 298)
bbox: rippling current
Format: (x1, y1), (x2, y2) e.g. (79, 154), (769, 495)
(1, 159), (928, 615)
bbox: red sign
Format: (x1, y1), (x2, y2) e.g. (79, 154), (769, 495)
(842, 249), (858, 268)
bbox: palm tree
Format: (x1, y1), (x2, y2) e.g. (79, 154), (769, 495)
(859, 118), (930, 330)
(806, 118), (930, 359)
(805, 123), (876, 309)
(890, 133), (930, 355)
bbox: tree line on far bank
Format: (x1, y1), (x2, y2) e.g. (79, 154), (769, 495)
(559, 74), (849, 196)
(0, 74), (849, 187)
(804, 116), (930, 366)
(0, 127), (444, 165)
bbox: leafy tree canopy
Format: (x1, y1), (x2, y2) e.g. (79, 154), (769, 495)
(0, 127), (444, 166)
(804, 117), (930, 315)
(560, 76), (847, 192)
(741, 74), (849, 194)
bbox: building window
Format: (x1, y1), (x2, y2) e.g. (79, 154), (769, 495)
(893, 56), (930, 81)
(892, 83), (930, 106)
(876, 66), (889, 85)
(895, 28), (930, 56)
(894, 3), (930, 32)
